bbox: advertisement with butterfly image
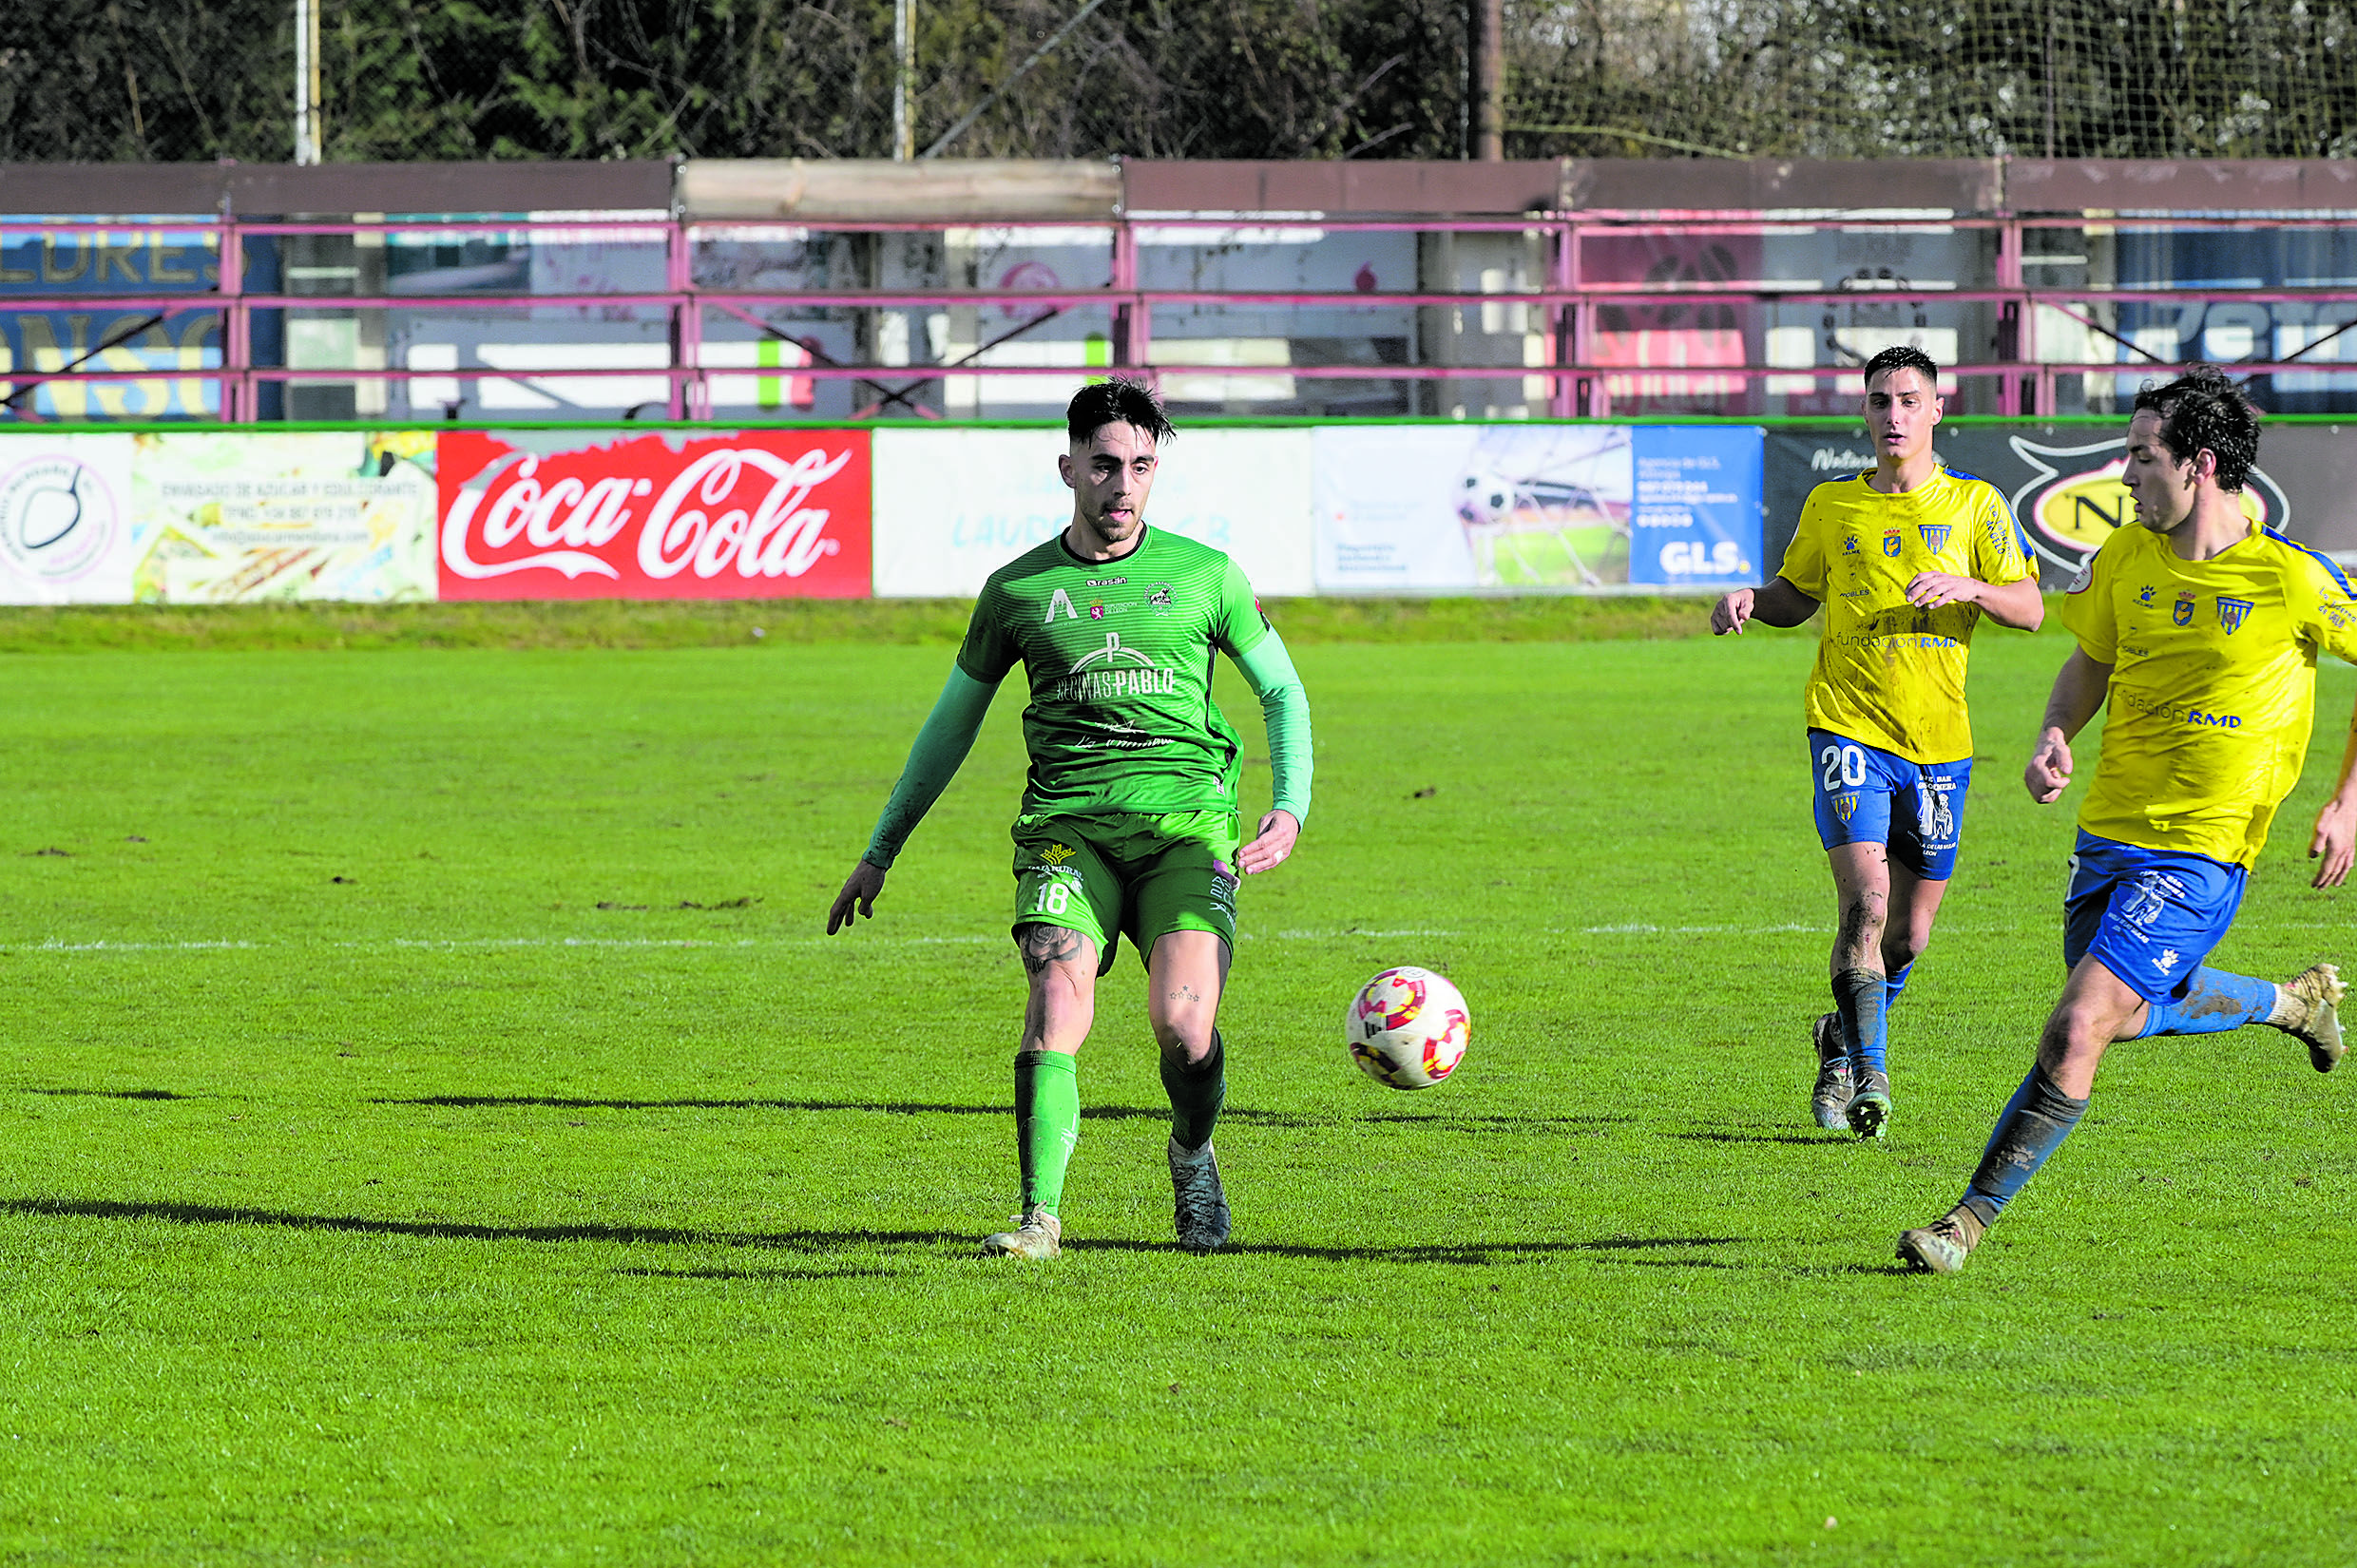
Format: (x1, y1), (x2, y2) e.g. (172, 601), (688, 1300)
(128, 431), (440, 602)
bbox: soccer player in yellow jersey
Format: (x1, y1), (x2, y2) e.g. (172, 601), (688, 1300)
(1899, 368), (2357, 1275)
(1714, 346), (2043, 1138)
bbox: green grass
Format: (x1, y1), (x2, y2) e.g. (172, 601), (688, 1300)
(0, 595), (1732, 655)
(2, 622), (2352, 1565)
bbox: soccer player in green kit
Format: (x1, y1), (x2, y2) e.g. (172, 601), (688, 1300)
(826, 379), (1313, 1259)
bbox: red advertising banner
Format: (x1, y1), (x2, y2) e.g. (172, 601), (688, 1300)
(435, 428), (872, 600)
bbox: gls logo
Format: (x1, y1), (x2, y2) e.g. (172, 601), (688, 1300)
(1658, 540), (1747, 576)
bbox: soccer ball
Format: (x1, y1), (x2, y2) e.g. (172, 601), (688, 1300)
(1456, 469), (1514, 526)
(1345, 966), (1470, 1090)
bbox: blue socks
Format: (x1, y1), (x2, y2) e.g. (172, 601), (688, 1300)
(1959, 1065), (2089, 1227)
(1885, 961), (1914, 1013)
(2135, 967), (2276, 1039)
(1833, 967), (1888, 1075)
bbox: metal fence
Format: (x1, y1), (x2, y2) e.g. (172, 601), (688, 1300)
(4, 158), (2356, 425)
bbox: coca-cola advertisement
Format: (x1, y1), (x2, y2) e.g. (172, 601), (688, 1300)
(435, 429), (872, 600)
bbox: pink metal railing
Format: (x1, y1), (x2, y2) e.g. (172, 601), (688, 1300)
(6, 210), (2357, 422)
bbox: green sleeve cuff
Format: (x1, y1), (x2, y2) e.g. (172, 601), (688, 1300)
(863, 668), (999, 869)
(1233, 629), (1312, 825)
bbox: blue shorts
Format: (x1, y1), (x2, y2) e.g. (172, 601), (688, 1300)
(2062, 830), (2248, 1004)
(1806, 729), (1971, 880)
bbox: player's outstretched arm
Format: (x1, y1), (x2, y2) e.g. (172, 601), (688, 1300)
(1904, 571), (2044, 630)
(826, 667), (998, 932)
(1712, 577), (1817, 635)
(1230, 625), (1311, 875)
(2025, 647), (2111, 804)
(2309, 720), (2357, 889)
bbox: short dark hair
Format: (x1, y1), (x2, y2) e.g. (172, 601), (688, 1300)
(1065, 376), (1175, 446)
(2133, 365), (2260, 492)
(1861, 345), (1940, 392)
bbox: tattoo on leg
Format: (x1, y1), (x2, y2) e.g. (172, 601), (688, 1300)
(1019, 926), (1085, 975)
(1167, 984), (1202, 1005)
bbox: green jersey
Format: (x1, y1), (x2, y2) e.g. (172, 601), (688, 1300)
(955, 527), (1271, 816)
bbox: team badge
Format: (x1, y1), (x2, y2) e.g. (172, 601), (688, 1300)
(1881, 532), (1902, 558)
(1919, 524), (1951, 553)
(1842, 535), (1859, 556)
(1830, 792), (1858, 825)
(1088, 602), (1106, 621)
(1149, 584), (1174, 611)
(2173, 590), (2196, 626)
(2216, 597), (2253, 634)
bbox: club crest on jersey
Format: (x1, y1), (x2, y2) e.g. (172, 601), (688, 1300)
(2173, 590), (2196, 626)
(1148, 584), (1174, 610)
(2137, 583), (2156, 605)
(1919, 524), (1951, 553)
(2216, 597), (2253, 634)
(1842, 535), (1860, 556)
(1830, 792), (1858, 825)
(1881, 531), (1902, 558)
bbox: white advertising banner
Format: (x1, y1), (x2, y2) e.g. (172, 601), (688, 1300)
(130, 432), (439, 602)
(0, 435), (138, 603)
(872, 428), (1314, 598)
(1314, 423), (1763, 592)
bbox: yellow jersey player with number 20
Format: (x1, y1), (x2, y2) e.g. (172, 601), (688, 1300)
(1898, 367), (2357, 1276)
(1713, 347), (2043, 1139)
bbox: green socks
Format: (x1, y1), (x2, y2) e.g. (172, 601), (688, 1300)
(1013, 1049), (1081, 1214)
(1160, 1030), (1226, 1152)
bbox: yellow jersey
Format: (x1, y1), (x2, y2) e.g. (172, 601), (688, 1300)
(2062, 522), (2357, 868)
(1776, 467), (2037, 764)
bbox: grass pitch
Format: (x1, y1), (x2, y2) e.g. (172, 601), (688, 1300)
(2, 611), (2353, 1565)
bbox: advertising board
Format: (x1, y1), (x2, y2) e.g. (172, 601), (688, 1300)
(436, 428), (872, 600)
(871, 428), (1313, 598)
(1765, 422), (2357, 588)
(129, 431), (438, 602)
(0, 434), (136, 602)
(1313, 424), (1762, 592)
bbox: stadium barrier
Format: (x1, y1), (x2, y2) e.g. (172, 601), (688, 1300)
(0, 419), (2348, 605)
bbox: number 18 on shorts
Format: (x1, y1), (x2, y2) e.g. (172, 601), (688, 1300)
(1807, 728), (1972, 882)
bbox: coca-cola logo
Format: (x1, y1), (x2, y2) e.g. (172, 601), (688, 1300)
(436, 430), (872, 601)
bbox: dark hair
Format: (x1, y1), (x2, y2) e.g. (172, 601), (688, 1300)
(1065, 376), (1175, 445)
(1861, 344), (1940, 392)
(2133, 365), (2260, 492)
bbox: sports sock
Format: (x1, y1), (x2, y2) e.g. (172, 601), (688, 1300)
(2136, 967), (2276, 1038)
(1833, 967), (1888, 1076)
(1013, 1049), (1081, 1215)
(1958, 1064), (2089, 1226)
(1160, 1029), (1226, 1152)
(1885, 961), (1915, 1014)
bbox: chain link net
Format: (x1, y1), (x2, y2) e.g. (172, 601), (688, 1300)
(1507, 0), (2357, 162)
(8, 0), (2355, 166)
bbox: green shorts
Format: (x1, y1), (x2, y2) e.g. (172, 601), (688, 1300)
(1010, 810), (1242, 973)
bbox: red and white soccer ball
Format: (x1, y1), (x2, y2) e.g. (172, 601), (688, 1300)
(1345, 966), (1470, 1090)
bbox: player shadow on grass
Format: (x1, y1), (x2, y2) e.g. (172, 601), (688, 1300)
(23, 1086), (199, 1100)
(1066, 1233), (1744, 1265)
(0, 1196), (1732, 1268)
(374, 1094), (1631, 1133)
(1671, 1127), (1847, 1147)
